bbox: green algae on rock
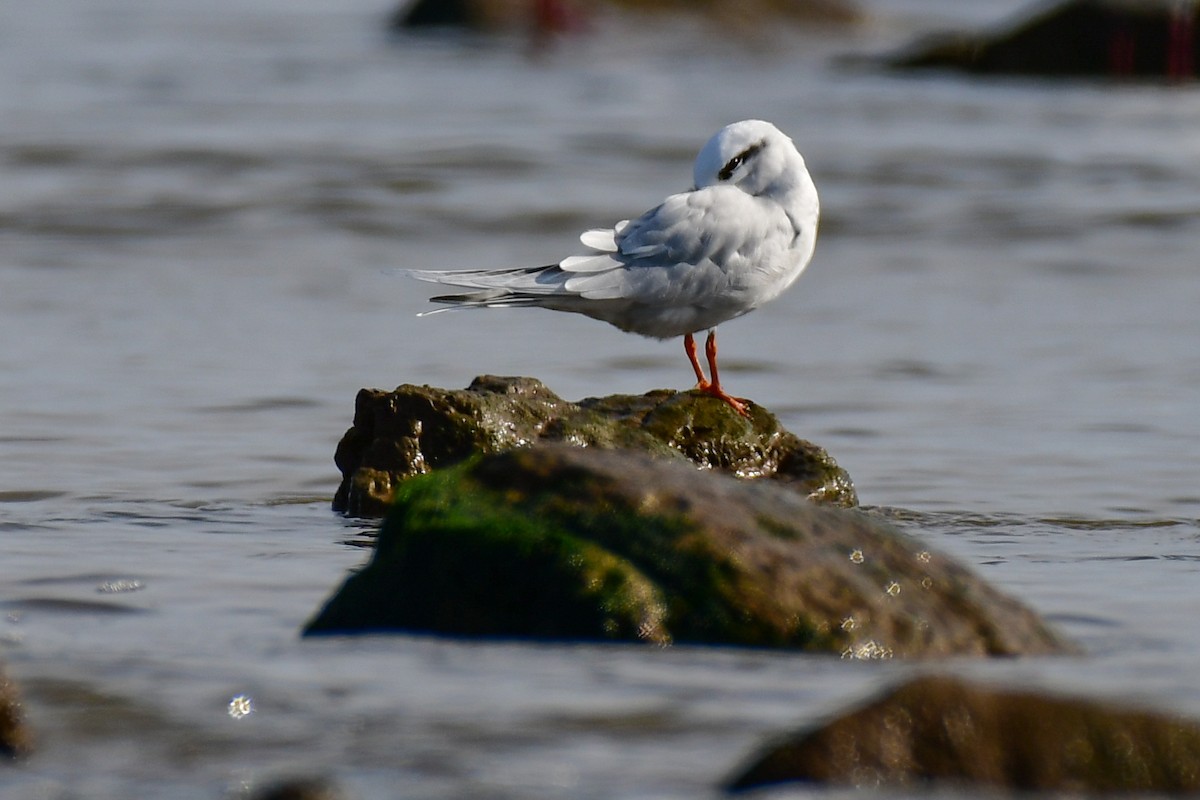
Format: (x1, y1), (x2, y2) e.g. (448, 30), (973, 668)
(308, 446), (1073, 657)
(332, 376), (856, 517)
(727, 674), (1200, 794)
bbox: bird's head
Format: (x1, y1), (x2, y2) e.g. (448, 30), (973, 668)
(692, 119), (810, 200)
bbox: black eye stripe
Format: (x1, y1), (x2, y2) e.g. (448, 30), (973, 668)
(718, 156), (742, 181)
(718, 142), (764, 181)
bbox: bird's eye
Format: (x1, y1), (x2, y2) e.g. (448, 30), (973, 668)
(718, 156), (743, 181)
(718, 142), (764, 181)
(715, 151), (744, 179)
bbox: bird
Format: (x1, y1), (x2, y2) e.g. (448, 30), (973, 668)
(406, 119), (819, 417)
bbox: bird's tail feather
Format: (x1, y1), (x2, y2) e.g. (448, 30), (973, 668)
(416, 289), (553, 316)
(404, 263), (570, 315)
(404, 265), (555, 291)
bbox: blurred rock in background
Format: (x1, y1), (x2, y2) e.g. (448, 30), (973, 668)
(889, 0), (1198, 81)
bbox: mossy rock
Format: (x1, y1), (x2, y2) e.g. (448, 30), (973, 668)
(727, 674), (1200, 793)
(307, 446), (1073, 657)
(332, 376), (856, 517)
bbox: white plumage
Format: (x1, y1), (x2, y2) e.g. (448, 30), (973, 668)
(406, 119), (820, 416)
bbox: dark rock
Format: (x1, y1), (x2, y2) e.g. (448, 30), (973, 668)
(332, 376), (856, 517)
(889, 0), (1199, 81)
(0, 663), (32, 760)
(391, 0), (577, 32)
(249, 777), (343, 800)
(308, 445), (1074, 657)
(606, 0), (861, 25)
(390, 0), (860, 34)
(728, 674), (1200, 793)
(398, 0), (473, 29)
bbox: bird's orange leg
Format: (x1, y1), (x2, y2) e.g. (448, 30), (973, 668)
(683, 332), (710, 390)
(702, 329), (751, 417)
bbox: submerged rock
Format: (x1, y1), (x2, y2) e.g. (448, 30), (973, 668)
(308, 445), (1073, 657)
(332, 376), (856, 517)
(0, 663), (32, 760)
(889, 0), (1200, 81)
(727, 674), (1200, 793)
(250, 777), (344, 800)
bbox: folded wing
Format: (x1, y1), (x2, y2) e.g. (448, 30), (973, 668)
(407, 186), (791, 325)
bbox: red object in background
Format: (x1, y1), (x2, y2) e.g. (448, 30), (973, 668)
(533, 0), (588, 36)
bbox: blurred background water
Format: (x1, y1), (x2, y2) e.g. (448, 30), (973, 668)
(2, 0), (1199, 797)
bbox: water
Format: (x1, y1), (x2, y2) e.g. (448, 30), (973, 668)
(2, 0), (1200, 796)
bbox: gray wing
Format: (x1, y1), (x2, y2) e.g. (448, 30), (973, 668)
(407, 185), (794, 320)
(556, 186), (795, 309)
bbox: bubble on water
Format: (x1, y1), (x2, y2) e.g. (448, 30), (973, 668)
(849, 549), (864, 564)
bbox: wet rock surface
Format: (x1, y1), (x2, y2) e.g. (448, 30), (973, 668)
(332, 376), (856, 517)
(309, 445), (1074, 657)
(888, 0), (1200, 81)
(727, 674), (1200, 793)
(0, 663), (32, 760)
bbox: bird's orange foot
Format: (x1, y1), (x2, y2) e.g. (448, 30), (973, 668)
(697, 383), (752, 418)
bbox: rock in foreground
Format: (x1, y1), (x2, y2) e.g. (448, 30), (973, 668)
(0, 663), (32, 760)
(333, 376), (856, 517)
(728, 675), (1200, 793)
(308, 445), (1073, 657)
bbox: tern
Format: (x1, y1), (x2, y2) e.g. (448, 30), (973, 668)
(407, 119), (819, 417)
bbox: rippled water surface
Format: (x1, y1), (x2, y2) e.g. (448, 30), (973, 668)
(2, 0), (1200, 797)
